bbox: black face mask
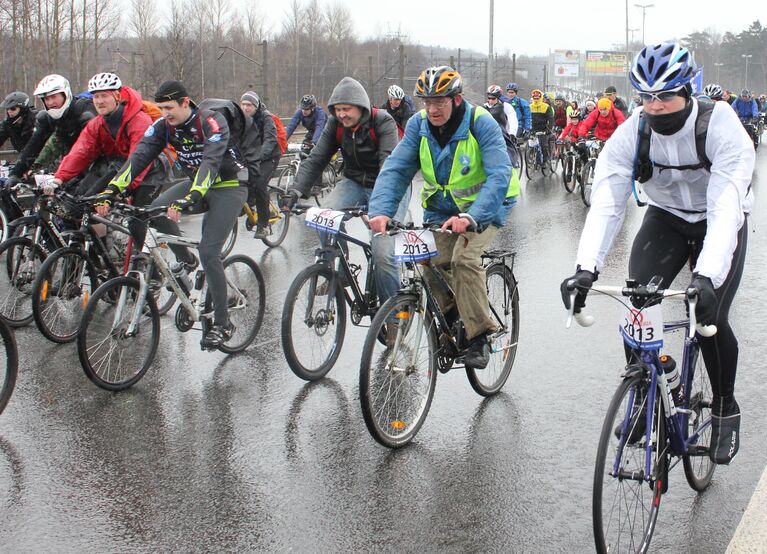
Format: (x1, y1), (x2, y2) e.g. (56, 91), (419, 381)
(644, 98), (693, 135)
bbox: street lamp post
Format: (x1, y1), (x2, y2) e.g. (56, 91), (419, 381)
(741, 54), (752, 90)
(714, 62), (724, 83)
(628, 28), (640, 44)
(634, 3), (654, 44)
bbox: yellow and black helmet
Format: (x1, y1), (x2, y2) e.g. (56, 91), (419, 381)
(414, 66), (463, 98)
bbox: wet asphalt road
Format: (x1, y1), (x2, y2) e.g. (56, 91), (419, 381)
(0, 153), (765, 553)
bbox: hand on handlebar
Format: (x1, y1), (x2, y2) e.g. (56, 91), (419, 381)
(368, 215), (390, 235)
(44, 178), (62, 196)
(441, 215), (476, 234)
(689, 274), (717, 327)
(560, 268), (597, 314)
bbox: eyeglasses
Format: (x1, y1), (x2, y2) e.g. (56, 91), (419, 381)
(637, 86), (684, 103)
(422, 98), (452, 109)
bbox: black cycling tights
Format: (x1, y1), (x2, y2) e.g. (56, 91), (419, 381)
(628, 206), (748, 398)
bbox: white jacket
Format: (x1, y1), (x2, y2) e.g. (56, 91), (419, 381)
(576, 99), (754, 287)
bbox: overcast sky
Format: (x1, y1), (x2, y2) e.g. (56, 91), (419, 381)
(266, 0), (760, 57)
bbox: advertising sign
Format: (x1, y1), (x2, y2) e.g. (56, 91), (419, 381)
(585, 51), (628, 74)
(553, 49), (580, 78)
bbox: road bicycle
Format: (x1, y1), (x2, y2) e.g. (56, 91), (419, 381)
(565, 276), (718, 553)
(281, 205), (381, 381)
(524, 132), (555, 179)
(359, 223), (520, 448)
(579, 138), (603, 207)
(77, 202), (266, 391)
(0, 318), (18, 417)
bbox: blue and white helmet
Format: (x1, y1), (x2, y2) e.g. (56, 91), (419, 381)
(629, 42), (696, 93)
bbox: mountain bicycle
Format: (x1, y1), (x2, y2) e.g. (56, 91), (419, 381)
(77, 202), (266, 391)
(281, 205), (381, 381)
(579, 138), (603, 207)
(565, 276), (718, 553)
(558, 140), (582, 193)
(0, 318), (18, 417)
(241, 184), (290, 247)
(359, 223), (520, 448)
(524, 131), (555, 179)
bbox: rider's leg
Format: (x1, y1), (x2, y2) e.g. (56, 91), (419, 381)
(370, 187), (410, 307)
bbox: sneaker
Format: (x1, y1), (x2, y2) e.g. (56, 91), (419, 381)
(253, 227), (269, 240)
(709, 398), (740, 464)
(200, 321), (236, 350)
(464, 335), (490, 369)
(169, 258), (198, 275)
(614, 405), (647, 444)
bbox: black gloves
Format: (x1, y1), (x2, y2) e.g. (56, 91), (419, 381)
(560, 268), (597, 313)
(690, 274), (717, 326)
(170, 191), (202, 213)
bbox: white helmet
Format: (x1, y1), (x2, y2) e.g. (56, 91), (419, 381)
(88, 72), (122, 93)
(387, 85), (405, 100)
(33, 74), (72, 120)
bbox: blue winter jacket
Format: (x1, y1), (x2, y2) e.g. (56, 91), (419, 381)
(369, 101), (513, 227)
(732, 98), (758, 120)
(285, 106), (327, 143)
(501, 96), (532, 130)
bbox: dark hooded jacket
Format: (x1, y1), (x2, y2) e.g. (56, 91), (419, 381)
(0, 106), (38, 152)
(291, 77), (399, 196)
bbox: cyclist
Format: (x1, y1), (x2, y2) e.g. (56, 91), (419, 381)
(0, 92), (37, 154)
(502, 83), (531, 139)
(703, 84), (724, 102)
(722, 89), (736, 105)
(281, 76), (406, 312)
(49, 72), (167, 204)
(240, 91), (281, 239)
(577, 97), (626, 141)
(553, 94), (572, 130)
(529, 89), (555, 161)
(368, 66), (515, 369)
(381, 85), (415, 138)
(98, 80), (249, 350)
(583, 98), (597, 119)
(560, 41), (754, 465)
(604, 85), (629, 117)
(557, 109), (582, 145)
(6, 74), (96, 185)
(485, 84), (521, 170)
(758, 94), (766, 113)
(731, 89), (759, 148)
(285, 94), (327, 150)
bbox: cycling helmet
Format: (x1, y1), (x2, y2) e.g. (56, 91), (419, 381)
(740, 89), (750, 97)
(570, 110), (582, 120)
(486, 85), (503, 98)
(299, 94), (317, 110)
(629, 41), (696, 92)
(546, 92), (556, 101)
(0, 91), (30, 109)
(387, 85), (405, 100)
(555, 93), (566, 101)
(506, 82), (519, 92)
(88, 72), (122, 93)
(531, 89), (543, 99)
(415, 66), (462, 98)
(33, 74), (72, 120)
(703, 84), (723, 99)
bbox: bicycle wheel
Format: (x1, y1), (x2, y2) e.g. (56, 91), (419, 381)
(261, 186), (290, 248)
(562, 154), (577, 192)
(0, 207), (9, 244)
(549, 142), (560, 172)
(220, 219), (238, 259)
(466, 264), (519, 396)
(322, 163), (337, 188)
(359, 292), (438, 448)
(148, 247), (177, 316)
(524, 147), (536, 179)
(593, 375), (667, 554)
(281, 265), (346, 381)
(0, 318), (18, 416)
(77, 276), (160, 391)
(581, 160), (596, 207)
(32, 247), (97, 343)
(0, 236), (47, 327)
(683, 351), (716, 491)
(277, 163), (297, 193)
(517, 145), (525, 176)
(540, 149), (551, 176)
(202, 254), (265, 354)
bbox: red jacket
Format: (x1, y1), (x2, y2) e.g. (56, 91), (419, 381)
(558, 122), (579, 142)
(56, 86), (152, 187)
(577, 107), (625, 141)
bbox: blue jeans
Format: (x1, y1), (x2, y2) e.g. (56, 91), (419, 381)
(325, 178), (410, 307)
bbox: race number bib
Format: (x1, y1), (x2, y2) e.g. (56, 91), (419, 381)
(394, 230), (438, 262)
(304, 207), (345, 234)
(619, 303), (664, 350)
(34, 174), (56, 188)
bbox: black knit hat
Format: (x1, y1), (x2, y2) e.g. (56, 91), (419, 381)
(154, 80), (189, 103)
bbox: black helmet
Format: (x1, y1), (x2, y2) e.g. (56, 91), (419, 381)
(0, 91), (30, 109)
(300, 94), (317, 110)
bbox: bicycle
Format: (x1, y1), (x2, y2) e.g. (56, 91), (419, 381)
(359, 223), (520, 448)
(281, 205), (381, 381)
(524, 131), (554, 179)
(77, 202), (266, 391)
(277, 143), (335, 205)
(0, 167), (27, 244)
(565, 276), (718, 553)
(558, 140), (582, 193)
(579, 138), (603, 207)
(0, 317), (19, 417)
(241, 184), (291, 247)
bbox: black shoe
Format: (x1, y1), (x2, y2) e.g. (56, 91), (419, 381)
(614, 405), (647, 444)
(710, 397), (740, 464)
(200, 321), (235, 350)
(464, 335), (490, 369)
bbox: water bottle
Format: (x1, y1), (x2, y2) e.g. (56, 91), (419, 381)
(661, 354), (683, 406)
(172, 264), (192, 295)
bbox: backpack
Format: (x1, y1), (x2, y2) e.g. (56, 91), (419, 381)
(634, 99), (714, 184)
(195, 98), (247, 144)
(141, 100), (162, 121)
(271, 114), (288, 155)
(335, 107), (380, 146)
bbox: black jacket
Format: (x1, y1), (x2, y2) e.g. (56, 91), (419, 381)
(253, 107), (281, 161)
(382, 99), (415, 130)
(0, 107), (37, 153)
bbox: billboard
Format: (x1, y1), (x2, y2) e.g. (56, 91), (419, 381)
(585, 51), (628, 74)
(553, 49), (580, 78)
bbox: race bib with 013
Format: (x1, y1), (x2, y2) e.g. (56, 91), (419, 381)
(619, 303), (664, 350)
(304, 207), (345, 234)
(394, 230), (438, 262)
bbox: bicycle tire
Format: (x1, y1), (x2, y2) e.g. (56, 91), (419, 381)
(540, 149), (550, 176)
(201, 254), (265, 353)
(517, 144), (525, 176)
(261, 186), (290, 248)
(466, 264), (519, 396)
(524, 147), (536, 180)
(32, 246), (98, 343)
(562, 154), (577, 192)
(322, 163), (337, 188)
(359, 292), (438, 448)
(581, 160), (595, 207)
(593, 375), (666, 554)
(0, 236), (47, 327)
(683, 351), (716, 491)
(77, 276), (160, 391)
(277, 163), (298, 193)
(281, 264), (347, 381)
(0, 207), (9, 244)
(0, 318), (18, 416)
(220, 219), (238, 259)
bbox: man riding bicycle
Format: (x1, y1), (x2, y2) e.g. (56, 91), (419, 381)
(369, 66), (515, 369)
(0, 92), (37, 154)
(381, 85), (415, 138)
(560, 41), (754, 465)
(529, 89), (555, 162)
(732, 89), (759, 149)
(502, 83), (531, 139)
(285, 94), (327, 150)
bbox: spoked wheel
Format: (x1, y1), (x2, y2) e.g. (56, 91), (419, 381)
(593, 375), (667, 554)
(0, 318), (18, 416)
(581, 160), (596, 207)
(277, 163), (298, 193)
(32, 247), (97, 343)
(77, 276), (160, 391)
(562, 154), (577, 192)
(220, 219), (238, 259)
(549, 142), (560, 172)
(202, 254), (265, 354)
(322, 163), (337, 189)
(281, 265), (346, 381)
(540, 150), (551, 176)
(466, 264), (519, 396)
(517, 144), (525, 176)
(0, 236), (47, 327)
(359, 293), (438, 448)
(0, 208), (9, 244)
(261, 185), (290, 248)
(683, 352), (716, 491)
(524, 147), (536, 180)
